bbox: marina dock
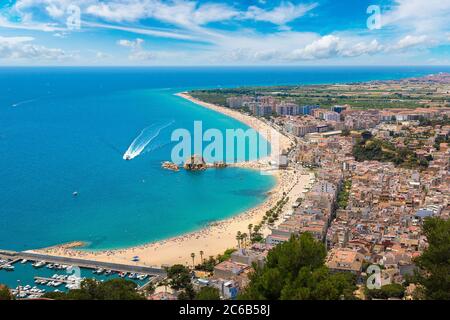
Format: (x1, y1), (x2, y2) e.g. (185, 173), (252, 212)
(0, 249), (167, 277)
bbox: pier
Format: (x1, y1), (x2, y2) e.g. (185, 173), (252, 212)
(34, 276), (77, 285)
(0, 250), (167, 277)
(0, 258), (20, 269)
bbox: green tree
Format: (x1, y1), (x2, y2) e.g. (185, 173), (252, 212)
(190, 252), (196, 268)
(195, 286), (221, 300)
(167, 264), (192, 291)
(236, 231), (242, 248)
(0, 285), (13, 300)
(365, 283), (405, 300)
(145, 281), (156, 295)
(414, 217), (450, 300)
(239, 233), (356, 300)
(42, 278), (144, 300)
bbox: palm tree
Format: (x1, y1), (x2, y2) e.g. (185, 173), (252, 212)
(199, 250), (204, 263)
(190, 252), (195, 268)
(248, 224), (253, 238)
(236, 231), (242, 248)
(242, 233), (248, 248)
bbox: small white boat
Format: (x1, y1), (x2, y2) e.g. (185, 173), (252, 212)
(17, 292), (28, 299)
(94, 268), (104, 274)
(33, 261), (46, 268)
(2, 264), (15, 271)
(21, 259), (28, 264)
(137, 274), (148, 280)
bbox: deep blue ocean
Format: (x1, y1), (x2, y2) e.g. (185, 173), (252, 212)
(1, 66), (449, 251)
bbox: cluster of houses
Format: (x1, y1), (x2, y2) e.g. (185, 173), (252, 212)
(227, 93), (450, 138)
(195, 106), (449, 298)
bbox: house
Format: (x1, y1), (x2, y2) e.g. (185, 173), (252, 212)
(231, 248), (266, 268)
(326, 248), (364, 274)
(213, 260), (249, 279)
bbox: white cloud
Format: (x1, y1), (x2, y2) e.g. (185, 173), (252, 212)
(2, 0), (447, 65)
(85, 0), (315, 28)
(118, 38), (155, 61)
(45, 4), (66, 18)
(394, 35), (429, 50)
(86, 1), (148, 23)
(244, 2), (318, 25)
(270, 35), (384, 61)
(382, 0), (450, 34)
(95, 51), (111, 59)
(289, 35), (341, 60)
(0, 36), (71, 60)
(341, 39), (384, 57)
(86, 0), (239, 28)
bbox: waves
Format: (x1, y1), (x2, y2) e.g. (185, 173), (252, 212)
(123, 121), (174, 160)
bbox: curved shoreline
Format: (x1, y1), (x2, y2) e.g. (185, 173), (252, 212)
(30, 93), (308, 267)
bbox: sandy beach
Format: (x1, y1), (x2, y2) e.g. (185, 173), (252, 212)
(176, 92), (295, 161)
(30, 93), (311, 267)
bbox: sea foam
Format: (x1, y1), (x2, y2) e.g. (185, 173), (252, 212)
(123, 121), (174, 160)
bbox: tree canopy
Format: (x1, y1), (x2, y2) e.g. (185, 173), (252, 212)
(195, 286), (221, 300)
(166, 264), (195, 300)
(0, 285), (14, 300)
(238, 233), (356, 300)
(42, 278), (145, 300)
(414, 217), (450, 300)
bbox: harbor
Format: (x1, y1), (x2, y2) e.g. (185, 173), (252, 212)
(0, 249), (166, 299)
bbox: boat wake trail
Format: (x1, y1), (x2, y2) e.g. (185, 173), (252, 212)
(123, 121), (174, 160)
(11, 98), (40, 108)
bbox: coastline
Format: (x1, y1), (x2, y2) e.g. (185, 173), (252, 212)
(176, 92), (295, 166)
(30, 92), (309, 267)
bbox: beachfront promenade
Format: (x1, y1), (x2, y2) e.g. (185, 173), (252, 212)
(0, 249), (166, 277)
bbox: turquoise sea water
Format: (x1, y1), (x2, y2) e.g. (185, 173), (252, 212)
(1, 66), (449, 252)
(0, 261), (149, 292)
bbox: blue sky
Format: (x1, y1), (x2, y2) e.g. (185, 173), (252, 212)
(0, 0), (449, 65)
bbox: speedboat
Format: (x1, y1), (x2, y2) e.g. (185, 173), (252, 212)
(21, 259), (28, 264)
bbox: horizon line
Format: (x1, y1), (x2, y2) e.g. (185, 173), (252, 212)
(1, 65), (450, 68)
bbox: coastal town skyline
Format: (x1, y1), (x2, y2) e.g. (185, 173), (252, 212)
(0, 0), (450, 66)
